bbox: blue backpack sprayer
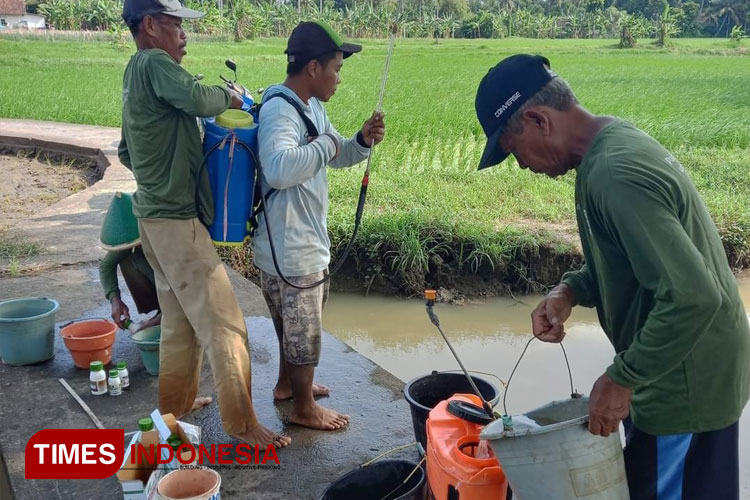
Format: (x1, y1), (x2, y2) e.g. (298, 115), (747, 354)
(198, 40), (395, 289)
(199, 63), (258, 246)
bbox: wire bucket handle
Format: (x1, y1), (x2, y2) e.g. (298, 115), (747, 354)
(433, 369), (507, 389)
(502, 336), (582, 417)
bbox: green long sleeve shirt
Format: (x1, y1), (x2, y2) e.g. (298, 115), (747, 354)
(562, 119), (750, 435)
(99, 248), (154, 302)
(118, 48), (231, 223)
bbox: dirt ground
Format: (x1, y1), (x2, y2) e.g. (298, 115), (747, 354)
(0, 151), (99, 232)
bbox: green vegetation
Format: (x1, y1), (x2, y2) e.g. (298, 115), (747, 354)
(1, 37), (749, 293)
(730, 24), (746, 45)
(0, 234), (43, 276)
(28, 0), (750, 40)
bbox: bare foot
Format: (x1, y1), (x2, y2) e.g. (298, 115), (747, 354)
(273, 382), (330, 401)
(231, 424), (291, 448)
(190, 396), (212, 413)
(289, 403), (349, 431)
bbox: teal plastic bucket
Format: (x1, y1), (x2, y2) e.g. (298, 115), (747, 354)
(0, 297), (59, 365)
(132, 326), (160, 375)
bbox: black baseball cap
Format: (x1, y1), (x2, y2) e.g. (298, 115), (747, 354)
(475, 54), (557, 170)
(122, 0), (203, 27)
(285, 21), (362, 65)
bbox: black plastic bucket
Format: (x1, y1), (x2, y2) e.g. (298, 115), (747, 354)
(403, 371), (500, 449)
(320, 459), (426, 500)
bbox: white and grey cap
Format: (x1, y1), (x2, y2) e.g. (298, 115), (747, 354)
(122, 0), (204, 27)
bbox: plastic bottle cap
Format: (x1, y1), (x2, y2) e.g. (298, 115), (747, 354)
(167, 434), (183, 448)
(138, 417), (154, 431)
(109, 369), (120, 377)
(215, 109), (254, 129)
(502, 415), (514, 429)
(117, 361), (127, 369)
(90, 361), (104, 371)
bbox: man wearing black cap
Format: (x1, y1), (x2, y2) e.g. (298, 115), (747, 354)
(119, 0), (291, 448)
(253, 20), (385, 431)
(475, 54), (750, 499)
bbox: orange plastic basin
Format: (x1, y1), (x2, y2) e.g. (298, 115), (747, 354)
(426, 393), (507, 500)
(60, 319), (117, 369)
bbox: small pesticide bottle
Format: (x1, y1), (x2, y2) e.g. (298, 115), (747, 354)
(117, 361), (130, 390)
(167, 434), (183, 453)
(89, 361), (107, 395)
(108, 369), (122, 396)
(138, 417), (160, 468)
(122, 319), (141, 333)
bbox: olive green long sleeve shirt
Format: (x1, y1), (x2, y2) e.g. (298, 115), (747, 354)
(118, 48), (231, 223)
(562, 119), (750, 435)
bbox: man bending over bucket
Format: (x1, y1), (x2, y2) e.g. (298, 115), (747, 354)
(253, 21), (385, 430)
(474, 54), (750, 499)
(99, 192), (161, 333)
(119, 0), (290, 448)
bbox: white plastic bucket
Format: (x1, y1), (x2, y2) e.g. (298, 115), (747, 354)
(480, 397), (630, 499)
(157, 467), (221, 500)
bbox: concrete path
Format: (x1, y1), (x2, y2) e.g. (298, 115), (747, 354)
(0, 119), (135, 274)
(0, 119), (419, 499)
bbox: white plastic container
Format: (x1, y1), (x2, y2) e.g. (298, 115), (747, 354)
(480, 397), (630, 500)
(108, 369), (122, 396)
(117, 361), (130, 390)
(89, 361), (107, 395)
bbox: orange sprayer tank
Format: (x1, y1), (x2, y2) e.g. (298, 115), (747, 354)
(426, 393), (507, 500)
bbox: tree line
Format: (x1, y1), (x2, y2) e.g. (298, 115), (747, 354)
(29, 0), (748, 40)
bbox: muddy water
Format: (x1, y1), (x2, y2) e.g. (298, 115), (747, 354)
(326, 275), (750, 411)
(324, 274), (750, 490)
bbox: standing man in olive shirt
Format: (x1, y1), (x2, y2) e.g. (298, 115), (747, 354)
(475, 54), (750, 499)
(119, 0), (290, 448)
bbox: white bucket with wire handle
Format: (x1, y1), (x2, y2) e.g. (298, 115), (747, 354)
(480, 397), (630, 500)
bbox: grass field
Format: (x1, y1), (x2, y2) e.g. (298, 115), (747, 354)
(2, 36), (749, 294)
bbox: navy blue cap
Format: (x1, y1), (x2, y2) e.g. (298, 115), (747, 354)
(122, 0), (203, 27)
(475, 54), (556, 170)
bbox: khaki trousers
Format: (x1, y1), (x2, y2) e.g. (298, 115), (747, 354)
(138, 218), (257, 435)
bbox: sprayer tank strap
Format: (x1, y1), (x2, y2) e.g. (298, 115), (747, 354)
(254, 92), (322, 207)
(248, 92), (322, 235)
(260, 93), (320, 137)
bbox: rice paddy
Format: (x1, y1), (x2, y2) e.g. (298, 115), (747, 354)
(2, 36), (749, 293)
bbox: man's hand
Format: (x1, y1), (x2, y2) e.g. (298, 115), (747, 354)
(531, 283), (575, 342)
(228, 87), (244, 109)
(111, 296), (130, 330)
(588, 373), (632, 437)
(360, 111), (385, 147)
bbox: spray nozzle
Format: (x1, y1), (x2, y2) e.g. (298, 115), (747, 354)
(424, 290), (439, 326)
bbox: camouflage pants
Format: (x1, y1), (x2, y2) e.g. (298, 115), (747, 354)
(261, 269), (329, 366)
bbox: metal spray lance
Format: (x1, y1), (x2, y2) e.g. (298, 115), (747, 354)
(424, 290), (497, 422)
(353, 30), (397, 228)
